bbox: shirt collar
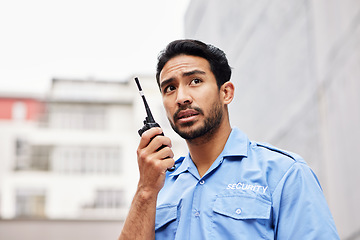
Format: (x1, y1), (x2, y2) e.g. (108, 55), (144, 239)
(169, 127), (249, 177)
(169, 153), (193, 177)
(220, 127), (249, 158)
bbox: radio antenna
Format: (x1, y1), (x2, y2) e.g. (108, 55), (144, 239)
(134, 77), (155, 123)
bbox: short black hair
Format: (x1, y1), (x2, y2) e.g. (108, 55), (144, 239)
(156, 39), (232, 89)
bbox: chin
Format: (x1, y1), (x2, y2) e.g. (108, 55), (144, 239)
(174, 124), (208, 140)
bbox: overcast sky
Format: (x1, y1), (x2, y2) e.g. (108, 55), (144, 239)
(0, 0), (190, 94)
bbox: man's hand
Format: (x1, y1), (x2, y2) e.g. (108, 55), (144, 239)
(136, 127), (175, 196)
(119, 127), (174, 240)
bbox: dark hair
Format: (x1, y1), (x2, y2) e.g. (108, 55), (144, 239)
(156, 39), (232, 88)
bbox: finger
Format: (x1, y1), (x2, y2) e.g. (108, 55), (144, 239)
(138, 150), (174, 173)
(155, 146), (174, 160)
(160, 157), (176, 172)
(138, 127), (163, 149)
(147, 136), (172, 153)
(137, 138), (172, 166)
(151, 147), (175, 172)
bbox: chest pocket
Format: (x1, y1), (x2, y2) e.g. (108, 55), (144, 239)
(155, 204), (178, 238)
(213, 195), (271, 220)
(211, 195), (273, 239)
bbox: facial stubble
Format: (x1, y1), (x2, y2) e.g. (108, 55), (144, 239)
(169, 99), (224, 141)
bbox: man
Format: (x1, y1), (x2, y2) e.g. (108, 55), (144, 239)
(119, 39), (339, 239)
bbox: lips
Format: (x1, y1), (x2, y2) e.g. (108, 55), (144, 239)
(175, 109), (200, 121)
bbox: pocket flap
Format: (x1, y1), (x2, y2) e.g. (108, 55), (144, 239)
(155, 204), (177, 230)
(213, 195), (271, 220)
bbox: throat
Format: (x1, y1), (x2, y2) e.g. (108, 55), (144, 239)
(187, 125), (232, 178)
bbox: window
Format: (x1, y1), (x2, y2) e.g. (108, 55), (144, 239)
(83, 189), (125, 210)
(94, 189), (125, 209)
(30, 145), (51, 170)
(52, 146), (121, 174)
(15, 138), (30, 170)
(15, 142), (121, 173)
(15, 140), (51, 171)
(15, 188), (46, 218)
(43, 104), (106, 130)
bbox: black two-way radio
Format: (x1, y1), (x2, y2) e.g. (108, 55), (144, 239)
(134, 77), (175, 171)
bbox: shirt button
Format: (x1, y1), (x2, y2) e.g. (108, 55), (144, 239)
(195, 211), (200, 217)
(199, 180), (205, 185)
(235, 208), (242, 215)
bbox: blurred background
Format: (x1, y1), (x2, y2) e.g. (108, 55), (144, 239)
(0, 0), (359, 239)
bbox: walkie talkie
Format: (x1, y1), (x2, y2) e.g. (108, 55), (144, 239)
(134, 77), (175, 171)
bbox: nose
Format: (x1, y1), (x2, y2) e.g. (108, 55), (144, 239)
(175, 86), (192, 106)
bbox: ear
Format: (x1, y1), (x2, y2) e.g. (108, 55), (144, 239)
(220, 81), (235, 105)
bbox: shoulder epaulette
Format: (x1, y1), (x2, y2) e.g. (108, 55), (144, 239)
(255, 142), (296, 161)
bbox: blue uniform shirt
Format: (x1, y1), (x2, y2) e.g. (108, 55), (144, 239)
(155, 128), (339, 239)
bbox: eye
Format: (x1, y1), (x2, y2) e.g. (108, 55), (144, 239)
(163, 85), (176, 94)
(190, 78), (202, 85)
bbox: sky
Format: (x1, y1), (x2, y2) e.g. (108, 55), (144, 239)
(0, 0), (190, 94)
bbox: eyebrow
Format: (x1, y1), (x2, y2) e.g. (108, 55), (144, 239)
(160, 70), (206, 89)
(183, 70), (206, 77)
(160, 78), (174, 90)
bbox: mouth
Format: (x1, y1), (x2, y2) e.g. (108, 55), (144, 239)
(175, 109), (200, 123)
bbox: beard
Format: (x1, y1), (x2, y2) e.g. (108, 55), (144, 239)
(169, 100), (223, 140)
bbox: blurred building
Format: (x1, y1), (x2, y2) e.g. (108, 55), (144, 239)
(185, 0), (360, 239)
(0, 76), (187, 239)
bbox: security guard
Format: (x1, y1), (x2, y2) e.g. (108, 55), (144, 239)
(119, 40), (339, 239)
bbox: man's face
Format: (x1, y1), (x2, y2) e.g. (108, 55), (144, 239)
(159, 55), (224, 140)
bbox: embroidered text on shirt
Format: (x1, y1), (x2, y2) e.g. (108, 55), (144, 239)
(226, 182), (268, 194)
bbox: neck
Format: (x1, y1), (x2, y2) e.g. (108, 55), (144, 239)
(186, 120), (232, 177)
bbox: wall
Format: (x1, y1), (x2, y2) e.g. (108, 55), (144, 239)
(185, 0), (360, 238)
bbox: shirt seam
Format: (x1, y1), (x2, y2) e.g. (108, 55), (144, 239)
(271, 161), (307, 230)
(272, 161), (305, 195)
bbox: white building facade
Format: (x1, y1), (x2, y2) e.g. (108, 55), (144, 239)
(0, 76), (187, 239)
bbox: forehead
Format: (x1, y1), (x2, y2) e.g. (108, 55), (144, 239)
(159, 55), (211, 82)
